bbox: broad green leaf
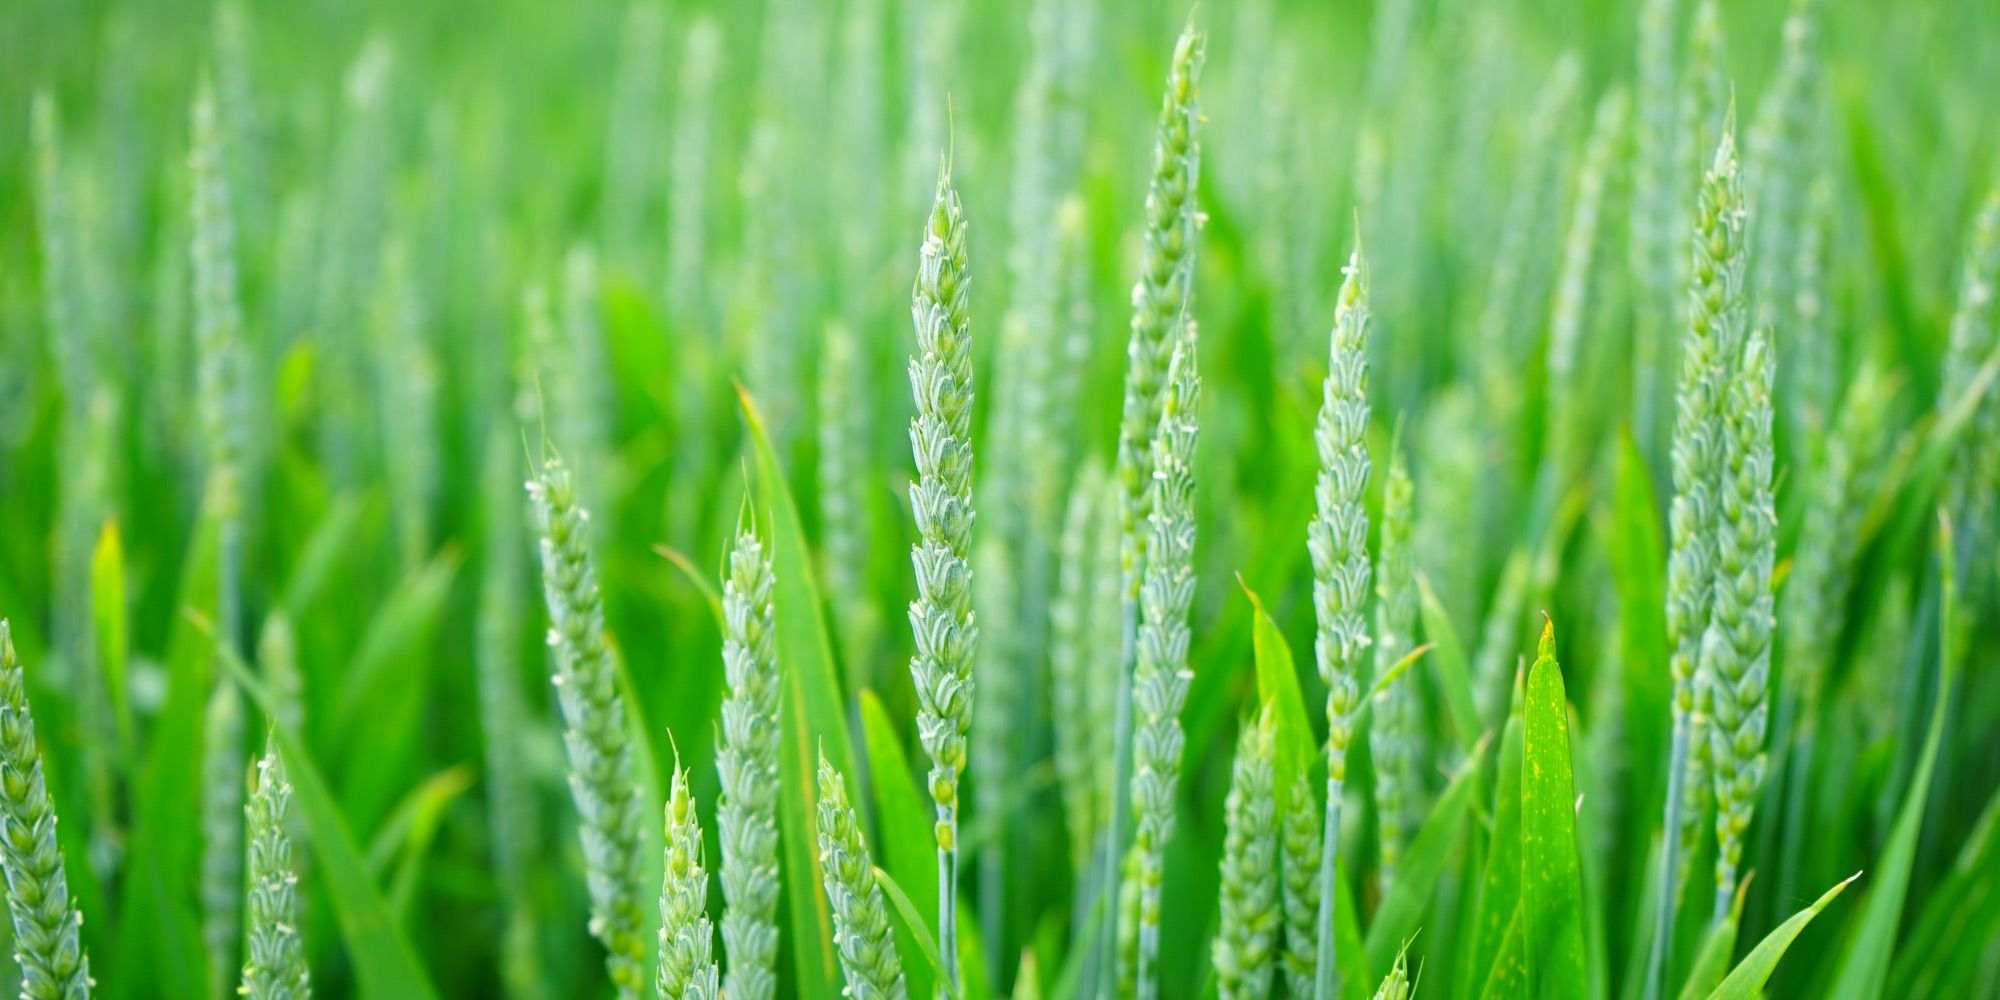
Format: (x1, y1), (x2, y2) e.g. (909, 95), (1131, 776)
(214, 639), (440, 999)
(1367, 736), (1491, 975)
(1707, 873), (1859, 1000)
(861, 689), (941, 1000)
(741, 383), (854, 1000)
(1677, 880), (1747, 1000)
(367, 765), (478, 921)
(1522, 620), (1586, 999)
(1825, 514), (1963, 1000)
(1416, 573), (1483, 752)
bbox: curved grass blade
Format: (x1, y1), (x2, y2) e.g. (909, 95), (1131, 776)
(1677, 878), (1747, 1000)
(739, 382), (855, 1000)
(876, 864), (959, 999)
(1463, 692), (1525, 1000)
(1706, 873), (1860, 1000)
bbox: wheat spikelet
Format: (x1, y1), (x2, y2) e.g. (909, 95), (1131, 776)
(0, 622), (92, 1000)
(716, 522), (781, 1000)
(1214, 706), (1278, 1000)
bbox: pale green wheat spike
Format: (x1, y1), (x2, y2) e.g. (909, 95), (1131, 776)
(1129, 324), (1201, 1000)
(816, 757), (909, 1000)
(1649, 118), (1748, 998)
(0, 621), (93, 1000)
(1309, 239), (1371, 993)
(1371, 445), (1417, 891)
(817, 321), (880, 688)
(665, 15), (720, 329)
(560, 248), (614, 467)
(1085, 470), (1125, 852)
(656, 756), (719, 1000)
(200, 679), (244, 998)
(212, 2), (266, 248)
(1630, 0), (1683, 455)
(1214, 706), (1279, 1000)
(527, 457), (647, 999)
(1940, 187), (2000, 578)
(1788, 176), (1839, 450)
(1746, 0), (1823, 344)
(1279, 763), (1321, 1000)
(1100, 29), (1205, 985)
(193, 79), (252, 999)
(905, 154), (976, 988)
(1115, 24), (1207, 591)
(735, 113), (800, 446)
(1544, 88), (1630, 485)
(240, 736), (308, 1000)
(1371, 946), (1413, 1000)
(1704, 322), (1777, 921)
(1050, 463), (1108, 877)
(603, 2), (665, 266)
(715, 522), (781, 1000)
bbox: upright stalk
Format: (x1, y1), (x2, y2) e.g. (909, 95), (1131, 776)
(905, 157), (975, 991)
(1647, 115), (1748, 1000)
(1309, 241), (1372, 999)
(1095, 24), (1205, 994)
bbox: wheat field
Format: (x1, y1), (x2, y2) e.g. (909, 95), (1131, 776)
(2, 0), (1998, 997)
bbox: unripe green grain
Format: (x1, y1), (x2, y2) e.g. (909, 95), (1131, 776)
(1129, 327), (1202, 1000)
(1214, 706), (1278, 1000)
(716, 524), (781, 1000)
(239, 737), (307, 1000)
(1704, 325), (1778, 920)
(528, 458), (647, 999)
(656, 758), (719, 1000)
(1371, 447), (1417, 890)
(905, 157), (976, 987)
(1279, 765), (1321, 1000)
(816, 757), (908, 1000)
(1309, 240), (1371, 993)
(0, 622), (92, 1000)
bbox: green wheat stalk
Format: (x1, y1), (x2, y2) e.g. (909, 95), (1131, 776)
(240, 736), (308, 1000)
(1214, 705), (1279, 1000)
(0, 621), (93, 1000)
(816, 756), (908, 1000)
(666, 15), (721, 330)
(1310, 239), (1371, 999)
(1940, 187), (2000, 583)
(1649, 114), (1748, 1000)
(528, 456), (647, 999)
(656, 754), (719, 1000)
(717, 520), (781, 1000)
(193, 77), (252, 999)
(1705, 323), (1778, 920)
(1279, 763), (1321, 1000)
(1129, 325), (1202, 1000)
(905, 155), (976, 990)
(1099, 25), (1206, 991)
(1629, 0), (1682, 456)
(1370, 444), (1417, 892)
(1051, 463), (1109, 880)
